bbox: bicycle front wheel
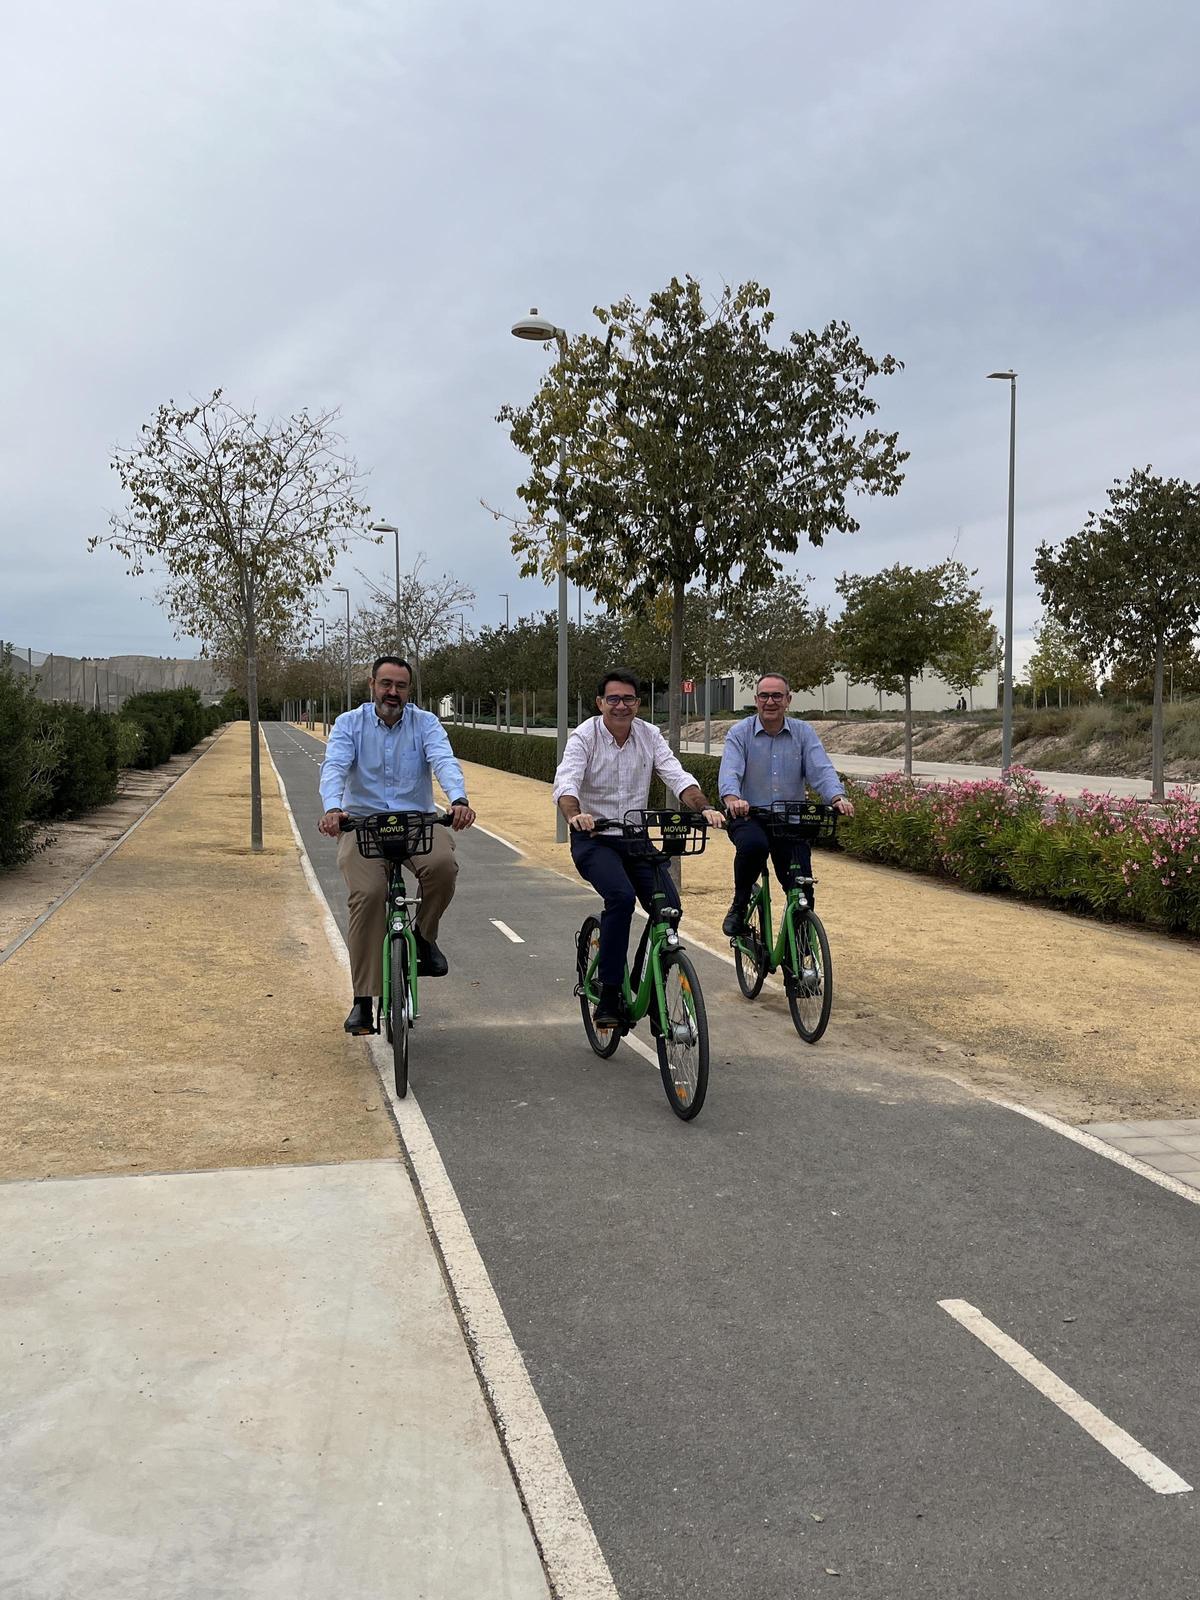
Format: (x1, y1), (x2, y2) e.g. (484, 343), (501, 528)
(786, 910), (832, 1044)
(390, 937), (410, 1096)
(734, 893), (767, 1000)
(578, 916), (621, 1059)
(656, 950), (709, 1121)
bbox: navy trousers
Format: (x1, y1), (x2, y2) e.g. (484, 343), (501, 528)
(570, 833), (680, 986)
(726, 818), (814, 907)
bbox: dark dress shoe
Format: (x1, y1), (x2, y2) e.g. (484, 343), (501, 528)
(593, 985), (623, 1029)
(415, 934), (449, 978)
(344, 998), (376, 1035)
(722, 900), (747, 938)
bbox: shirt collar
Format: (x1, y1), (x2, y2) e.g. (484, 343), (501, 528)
(371, 704), (405, 729)
(752, 714), (797, 738)
(597, 716), (638, 748)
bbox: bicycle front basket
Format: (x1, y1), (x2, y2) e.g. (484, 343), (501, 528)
(355, 812), (436, 861)
(626, 808), (708, 856)
(765, 801), (838, 843)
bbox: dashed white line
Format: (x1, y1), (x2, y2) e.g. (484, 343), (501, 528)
(490, 919), (525, 944)
(939, 1298), (1192, 1496)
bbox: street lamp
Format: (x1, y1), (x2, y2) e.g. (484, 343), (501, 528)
(499, 592), (510, 732)
(369, 521), (401, 654)
(320, 617), (329, 732)
(333, 585), (352, 713)
(512, 306), (570, 842)
(987, 370), (1018, 774)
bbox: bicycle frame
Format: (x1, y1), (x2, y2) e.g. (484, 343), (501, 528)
(738, 861), (814, 976)
(379, 861), (421, 1024)
(580, 876), (682, 1035)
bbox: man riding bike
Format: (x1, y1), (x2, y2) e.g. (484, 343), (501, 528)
(717, 673), (854, 936)
(318, 655), (476, 1034)
(552, 668), (723, 1028)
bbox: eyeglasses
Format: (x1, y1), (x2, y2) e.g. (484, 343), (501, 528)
(756, 691), (787, 701)
(375, 679), (409, 691)
(603, 694), (639, 707)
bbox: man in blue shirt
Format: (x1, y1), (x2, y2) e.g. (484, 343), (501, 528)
(318, 656), (476, 1034)
(716, 673), (854, 937)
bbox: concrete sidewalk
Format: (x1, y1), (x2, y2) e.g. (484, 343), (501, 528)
(0, 725), (550, 1599)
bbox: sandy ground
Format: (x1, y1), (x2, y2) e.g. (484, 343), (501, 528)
(0, 743), (219, 953)
(0, 724), (394, 1181)
(453, 760), (1200, 1124)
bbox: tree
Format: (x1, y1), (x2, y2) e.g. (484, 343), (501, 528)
(353, 557), (474, 702)
(936, 612), (1002, 710)
(1034, 467), (1200, 798)
(834, 561), (993, 774)
(1023, 614), (1095, 708)
(95, 390), (368, 848)
(496, 275), (906, 767)
(719, 575), (837, 694)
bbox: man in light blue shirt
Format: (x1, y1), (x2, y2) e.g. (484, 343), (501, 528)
(716, 672), (854, 936)
(319, 655), (476, 1034)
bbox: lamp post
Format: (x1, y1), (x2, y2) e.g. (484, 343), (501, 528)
(369, 522), (401, 653)
(987, 371), (1017, 774)
(333, 586), (352, 713)
(320, 617), (329, 732)
(499, 592), (510, 731)
(512, 307), (570, 842)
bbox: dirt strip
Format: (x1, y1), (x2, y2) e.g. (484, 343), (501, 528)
(0, 725), (394, 1181)
(452, 760), (1200, 1125)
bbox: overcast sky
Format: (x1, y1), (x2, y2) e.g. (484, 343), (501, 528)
(2, 0), (1196, 677)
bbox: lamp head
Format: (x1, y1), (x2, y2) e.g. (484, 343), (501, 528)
(511, 307), (560, 341)
(369, 521), (398, 535)
(987, 370), (1017, 380)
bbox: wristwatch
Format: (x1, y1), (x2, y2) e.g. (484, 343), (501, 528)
(450, 797), (469, 808)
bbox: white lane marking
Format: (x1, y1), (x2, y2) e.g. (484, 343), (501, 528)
(474, 823), (524, 855)
(987, 1098), (1200, 1210)
(264, 736), (619, 1600)
(621, 1031), (659, 1069)
(490, 919), (525, 944)
(939, 1298), (1192, 1496)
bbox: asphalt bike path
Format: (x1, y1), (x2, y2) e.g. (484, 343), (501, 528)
(271, 724), (1200, 1600)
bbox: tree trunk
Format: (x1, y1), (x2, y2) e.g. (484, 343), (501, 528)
(903, 678), (913, 777)
(1152, 635), (1165, 802)
(244, 568), (263, 852)
(667, 578), (685, 765)
(522, 690), (528, 733)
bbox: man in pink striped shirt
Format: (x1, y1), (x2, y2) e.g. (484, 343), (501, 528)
(552, 668), (723, 1027)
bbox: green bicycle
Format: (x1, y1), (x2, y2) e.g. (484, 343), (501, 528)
(342, 811), (452, 1097)
(730, 801), (838, 1044)
(574, 809), (711, 1121)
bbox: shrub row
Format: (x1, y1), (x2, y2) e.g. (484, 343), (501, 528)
(447, 724), (1200, 936)
(0, 656), (223, 871)
(840, 768), (1200, 935)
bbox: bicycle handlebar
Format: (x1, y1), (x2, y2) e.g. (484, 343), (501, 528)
(338, 810), (454, 832)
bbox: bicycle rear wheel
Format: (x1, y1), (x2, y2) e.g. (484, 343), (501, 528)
(734, 891), (767, 1000)
(577, 916), (621, 1059)
(390, 937), (410, 1096)
(785, 910), (832, 1044)
(656, 950), (709, 1120)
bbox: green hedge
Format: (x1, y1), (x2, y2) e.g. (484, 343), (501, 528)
(0, 665), (223, 872)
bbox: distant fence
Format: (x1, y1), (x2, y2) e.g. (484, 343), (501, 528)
(3, 644), (146, 712)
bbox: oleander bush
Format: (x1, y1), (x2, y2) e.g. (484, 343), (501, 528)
(841, 767), (1200, 935)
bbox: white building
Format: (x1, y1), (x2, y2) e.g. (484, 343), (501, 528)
(731, 666), (999, 714)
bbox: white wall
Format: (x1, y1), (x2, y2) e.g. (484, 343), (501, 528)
(733, 667), (999, 714)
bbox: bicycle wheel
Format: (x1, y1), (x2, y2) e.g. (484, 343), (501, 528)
(655, 950), (709, 1120)
(390, 936), (410, 1096)
(733, 892), (767, 1000)
(785, 910), (833, 1044)
(577, 916), (621, 1059)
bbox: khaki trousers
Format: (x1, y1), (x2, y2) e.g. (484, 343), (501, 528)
(337, 825), (458, 996)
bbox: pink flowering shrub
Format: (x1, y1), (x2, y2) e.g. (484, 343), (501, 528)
(839, 767), (1200, 935)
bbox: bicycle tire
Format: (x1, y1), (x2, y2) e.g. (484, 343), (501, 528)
(577, 916), (621, 1059)
(785, 910), (833, 1044)
(655, 950), (709, 1121)
(733, 893), (768, 1000)
(390, 937), (410, 1096)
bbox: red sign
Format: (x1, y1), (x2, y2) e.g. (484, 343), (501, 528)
(681, 679), (695, 695)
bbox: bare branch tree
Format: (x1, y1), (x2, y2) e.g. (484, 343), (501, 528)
(352, 556), (475, 701)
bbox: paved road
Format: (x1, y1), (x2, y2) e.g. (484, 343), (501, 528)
(455, 721), (1186, 801)
(269, 724), (1200, 1599)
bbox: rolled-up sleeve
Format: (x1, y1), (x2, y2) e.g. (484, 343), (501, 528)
(800, 725), (846, 802)
(423, 716), (467, 803)
(319, 714), (356, 811)
(649, 727), (699, 798)
(717, 721), (747, 800)
(551, 726), (590, 804)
